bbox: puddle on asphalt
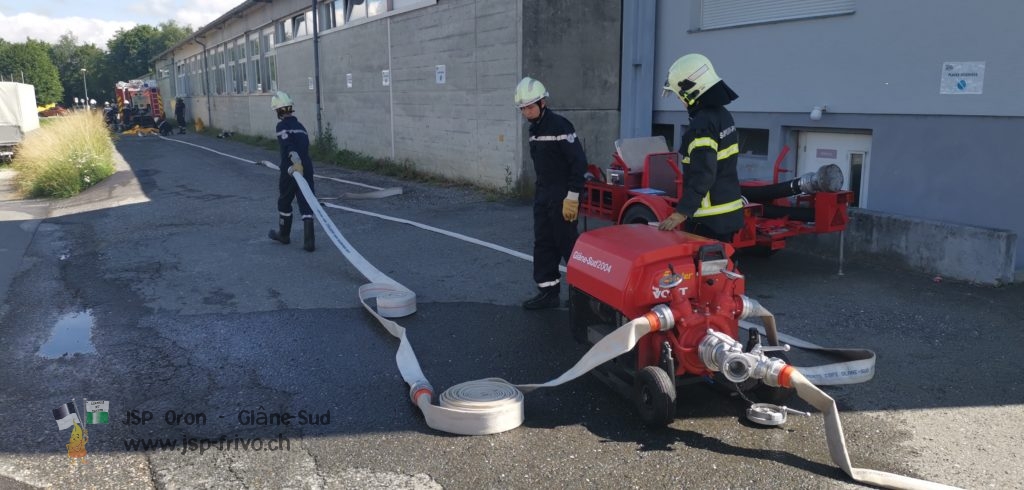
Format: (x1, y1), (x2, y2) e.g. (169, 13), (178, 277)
(37, 310), (97, 358)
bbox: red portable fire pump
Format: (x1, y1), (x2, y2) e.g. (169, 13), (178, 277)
(580, 137), (853, 254)
(567, 224), (795, 425)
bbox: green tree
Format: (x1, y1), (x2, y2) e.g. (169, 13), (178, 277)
(105, 21), (192, 83)
(0, 39), (63, 105)
(49, 33), (106, 107)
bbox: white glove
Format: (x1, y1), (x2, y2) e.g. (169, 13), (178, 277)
(289, 151), (301, 165)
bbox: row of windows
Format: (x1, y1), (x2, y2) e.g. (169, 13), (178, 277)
(175, 1), (433, 97)
(176, 27), (278, 97)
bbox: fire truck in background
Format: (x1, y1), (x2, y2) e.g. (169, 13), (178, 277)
(113, 80), (164, 130)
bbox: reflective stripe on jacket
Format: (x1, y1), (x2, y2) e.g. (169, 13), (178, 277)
(528, 109), (588, 204)
(677, 105), (744, 232)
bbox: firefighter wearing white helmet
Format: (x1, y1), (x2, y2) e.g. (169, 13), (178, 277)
(515, 77), (588, 310)
(657, 54), (745, 243)
(267, 91), (317, 251)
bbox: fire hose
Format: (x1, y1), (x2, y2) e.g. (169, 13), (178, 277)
(158, 136), (956, 489)
(277, 167), (955, 489)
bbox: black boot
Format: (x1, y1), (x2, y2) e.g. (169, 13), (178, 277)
(268, 215), (292, 244)
(303, 218), (315, 252)
(523, 285), (560, 310)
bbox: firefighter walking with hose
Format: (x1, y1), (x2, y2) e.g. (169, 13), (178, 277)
(267, 91), (316, 252)
(657, 53), (745, 243)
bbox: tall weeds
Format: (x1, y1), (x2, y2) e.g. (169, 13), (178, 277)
(12, 111), (115, 198)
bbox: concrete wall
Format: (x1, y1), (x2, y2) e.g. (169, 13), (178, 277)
(790, 209), (1017, 286)
(521, 0), (621, 185)
(155, 0), (623, 191)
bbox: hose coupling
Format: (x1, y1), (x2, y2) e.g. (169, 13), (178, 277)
(409, 381), (435, 404)
(649, 304), (675, 332)
(699, 329), (792, 385)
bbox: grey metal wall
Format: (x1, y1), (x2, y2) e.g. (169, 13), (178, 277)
(638, 0), (1024, 270)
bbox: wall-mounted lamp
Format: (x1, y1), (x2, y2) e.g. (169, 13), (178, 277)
(810, 105), (827, 121)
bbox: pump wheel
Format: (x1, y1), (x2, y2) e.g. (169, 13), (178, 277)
(621, 205), (657, 225)
(633, 366), (676, 427)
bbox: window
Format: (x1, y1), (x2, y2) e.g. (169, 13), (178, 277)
(308, 0), (436, 30)
(226, 41), (236, 94)
(262, 27), (278, 92)
(347, 0), (383, 21)
(292, 12), (308, 38)
(249, 34), (261, 93)
(277, 18), (293, 42)
(651, 124), (676, 151)
(320, 1), (344, 30)
(698, 0), (855, 30)
(214, 46), (226, 95)
(737, 128), (769, 157)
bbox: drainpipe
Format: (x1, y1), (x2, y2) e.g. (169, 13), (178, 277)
(195, 37), (214, 128)
(312, 0), (323, 137)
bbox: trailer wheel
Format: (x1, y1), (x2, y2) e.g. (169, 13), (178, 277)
(633, 366), (676, 427)
(621, 205), (657, 225)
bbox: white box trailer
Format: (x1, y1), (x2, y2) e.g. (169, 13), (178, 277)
(0, 82), (40, 160)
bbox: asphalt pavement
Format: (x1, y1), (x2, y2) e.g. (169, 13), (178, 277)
(0, 133), (1021, 489)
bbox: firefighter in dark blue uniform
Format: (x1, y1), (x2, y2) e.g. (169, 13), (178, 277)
(657, 54), (745, 242)
(516, 77), (588, 310)
(267, 91), (316, 252)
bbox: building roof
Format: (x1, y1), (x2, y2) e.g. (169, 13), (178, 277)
(150, 0), (269, 63)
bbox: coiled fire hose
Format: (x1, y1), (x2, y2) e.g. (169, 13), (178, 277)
(156, 136), (957, 489)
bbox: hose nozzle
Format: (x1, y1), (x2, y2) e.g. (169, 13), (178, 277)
(797, 164), (844, 193)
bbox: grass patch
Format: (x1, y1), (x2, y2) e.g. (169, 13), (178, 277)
(12, 111), (116, 198)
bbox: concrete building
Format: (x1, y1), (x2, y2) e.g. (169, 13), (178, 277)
(154, 0), (1020, 283)
(153, 0), (620, 194)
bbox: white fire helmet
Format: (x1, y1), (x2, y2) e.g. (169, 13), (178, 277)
(663, 53), (722, 105)
(271, 91), (294, 110)
(514, 77), (548, 108)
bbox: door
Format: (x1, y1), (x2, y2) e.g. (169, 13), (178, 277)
(797, 131), (872, 207)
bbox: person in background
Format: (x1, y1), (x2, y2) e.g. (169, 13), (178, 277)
(515, 77), (588, 310)
(657, 53), (744, 243)
(267, 91), (316, 252)
(174, 98), (187, 134)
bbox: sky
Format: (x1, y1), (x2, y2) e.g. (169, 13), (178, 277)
(0, 0), (241, 47)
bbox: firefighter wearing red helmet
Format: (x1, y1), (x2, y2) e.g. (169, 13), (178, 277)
(515, 77), (588, 310)
(657, 54), (744, 242)
(268, 91), (317, 251)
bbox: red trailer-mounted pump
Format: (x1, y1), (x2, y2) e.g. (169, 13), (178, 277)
(567, 224), (794, 426)
(579, 136), (853, 253)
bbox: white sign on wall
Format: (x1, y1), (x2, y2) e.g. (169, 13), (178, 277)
(940, 61), (985, 95)
(346, 73), (353, 89)
(308, 77), (314, 90)
(436, 65), (446, 84)
(382, 70), (391, 87)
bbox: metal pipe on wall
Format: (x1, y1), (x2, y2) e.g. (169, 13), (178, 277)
(195, 37), (214, 128)
(312, 0), (323, 137)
